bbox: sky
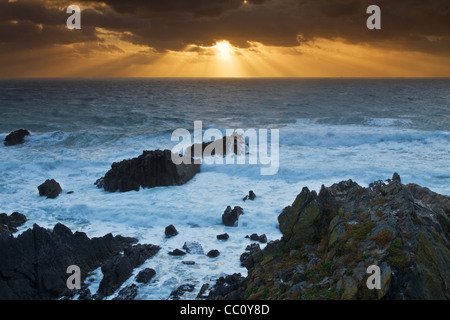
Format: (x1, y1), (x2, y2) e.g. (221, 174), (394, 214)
(1, 0), (450, 77)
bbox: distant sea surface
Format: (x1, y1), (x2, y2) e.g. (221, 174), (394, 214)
(0, 78), (449, 299)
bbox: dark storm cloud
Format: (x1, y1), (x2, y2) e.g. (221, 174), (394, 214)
(1, 0), (449, 54)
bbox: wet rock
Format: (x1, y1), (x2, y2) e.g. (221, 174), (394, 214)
(217, 233), (229, 240)
(169, 249), (186, 256)
(98, 244), (161, 297)
(243, 190), (256, 201)
(165, 224), (178, 238)
(0, 212), (27, 234)
(0, 223), (136, 300)
(38, 179), (62, 199)
(207, 249), (220, 258)
(182, 261), (195, 265)
(222, 206), (244, 227)
(170, 284), (196, 300)
(135, 268), (156, 284)
(95, 149), (200, 192)
(112, 284), (138, 300)
(247, 233), (267, 243)
(207, 274), (245, 300)
(4, 129), (30, 146)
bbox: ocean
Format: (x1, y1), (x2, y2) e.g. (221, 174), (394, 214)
(0, 78), (449, 299)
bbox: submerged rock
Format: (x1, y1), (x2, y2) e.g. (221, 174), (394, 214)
(95, 149), (200, 192)
(217, 174), (450, 300)
(38, 179), (62, 199)
(4, 129), (30, 146)
(243, 190), (256, 201)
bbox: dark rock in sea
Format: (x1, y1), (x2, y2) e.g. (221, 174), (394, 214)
(0, 223), (136, 300)
(187, 133), (246, 158)
(206, 274), (245, 300)
(222, 206), (244, 227)
(169, 249), (186, 256)
(182, 241), (204, 255)
(165, 224), (178, 238)
(170, 284), (196, 300)
(246, 233), (267, 243)
(207, 249), (220, 258)
(67, 191), (74, 195)
(182, 261), (196, 265)
(98, 243), (161, 297)
(243, 190), (256, 201)
(219, 173), (450, 300)
(4, 129), (30, 146)
(95, 149), (200, 193)
(112, 284), (138, 300)
(240, 243), (262, 269)
(135, 268), (156, 284)
(217, 233), (229, 240)
(38, 179), (62, 199)
(0, 212), (27, 234)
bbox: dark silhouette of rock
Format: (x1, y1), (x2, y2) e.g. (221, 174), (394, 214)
(169, 284), (196, 300)
(98, 243), (160, 297)
(187, 133), (247, 158)
(112, 284), (138, 300)
(207, 249), (220, 258)
(165, 224), (178, 238)
(246, 233), (267, 243)
(169, 249), (186, 256)
(95, 149), (200, 193)
(206, 274), (245, 300)
(4, 129), (30, 146)
(222, 206), (244, 227)
(38, 179), (62, 199)
(0, 223), (136, 300)
(243, 190), (256, 201)
(217, 233), (229, 240)
(0, 212), (27, 234)
(135, 268), (156, 284)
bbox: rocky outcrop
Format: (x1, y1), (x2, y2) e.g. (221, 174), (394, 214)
(95, 149), (200, 192)
(222, 206), (244, 227)
(38, 179), (63, 199)
(216, 174), (450, 300)
(0, 212), (27, 234)
(165, 224), (178, 238)
(98, 243), (160, 297)
(243, 191), (256, 202)
(4, 129), (30, 146)
(0, 223), (137, 300)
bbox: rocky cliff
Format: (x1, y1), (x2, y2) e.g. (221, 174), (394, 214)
(218, 174), (450, 300)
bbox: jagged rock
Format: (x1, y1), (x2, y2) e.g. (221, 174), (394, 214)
(165, 224), (178, 238)
(98, 243), (160, 297)
(169, 284), (196, 300)
(112, 284), (138, 300)
(222, 206), (244, 227)
(220, 174), (450, 300)
(246, 233), (267, 243)
(0, 223), (136, 300)
(135, 268), (156, 284)
(182, 241), (204, 255)
(4, 129), (30, 146)
(95, 149), (200, 192)
(0, 212), (27, 234)
(38, 179), (62, 199)
(207, 249), (220, 258)
(207, 274), (245, 300)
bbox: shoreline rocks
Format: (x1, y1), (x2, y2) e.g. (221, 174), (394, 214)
(222, 206), (244, 227)
(0, 212), (27, 234)
(211, 174), (450, 300)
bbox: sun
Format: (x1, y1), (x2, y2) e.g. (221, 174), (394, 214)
(213, 40), (235, 60)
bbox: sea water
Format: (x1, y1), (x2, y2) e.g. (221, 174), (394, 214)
(0, 78), (449, 299)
